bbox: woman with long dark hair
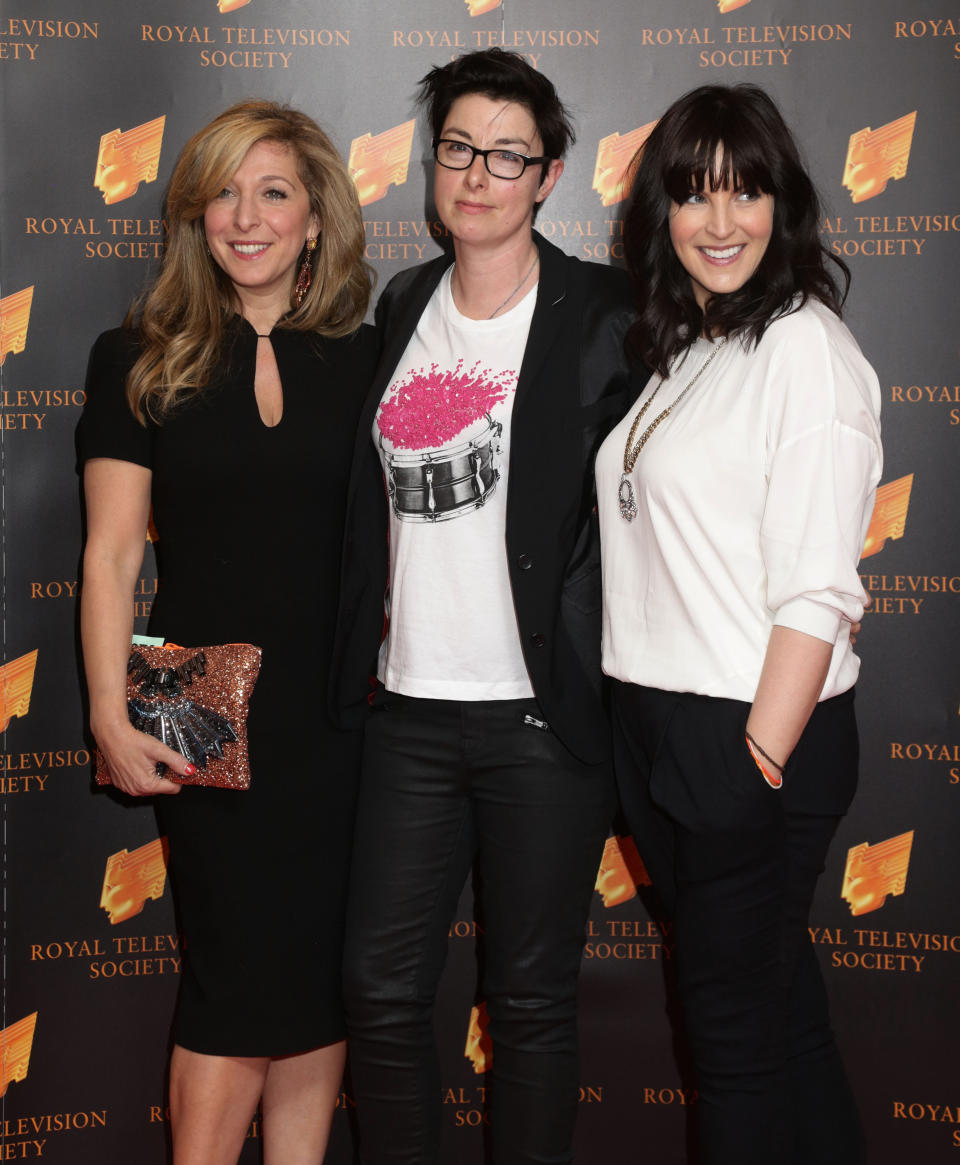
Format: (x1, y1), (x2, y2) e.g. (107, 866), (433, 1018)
(597, 84), (881, 1163)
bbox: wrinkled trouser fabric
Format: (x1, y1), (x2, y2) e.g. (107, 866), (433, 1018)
(343, 693), (615, 1165)
(611, 681), (866, 1165)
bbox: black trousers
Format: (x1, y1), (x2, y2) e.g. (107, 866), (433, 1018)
(611, 682), (866, 1165)
(342, 693), (615, 1165)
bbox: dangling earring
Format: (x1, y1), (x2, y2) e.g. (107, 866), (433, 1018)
(294, 237), (317, 307)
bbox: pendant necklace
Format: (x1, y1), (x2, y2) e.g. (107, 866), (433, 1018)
(618, 336), (729, 522)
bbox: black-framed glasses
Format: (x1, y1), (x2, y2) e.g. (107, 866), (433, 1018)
(433, 137), (549, 180)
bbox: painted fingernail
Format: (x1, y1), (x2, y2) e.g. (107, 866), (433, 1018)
(184, 764), (197, 776)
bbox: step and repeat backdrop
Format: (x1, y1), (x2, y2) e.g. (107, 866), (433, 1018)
(1, 0), (957, 1161)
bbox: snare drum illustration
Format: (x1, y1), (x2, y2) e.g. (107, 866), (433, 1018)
(381, 414), (503, 523)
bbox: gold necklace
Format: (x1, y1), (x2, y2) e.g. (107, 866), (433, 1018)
(618, 336), (729, 522)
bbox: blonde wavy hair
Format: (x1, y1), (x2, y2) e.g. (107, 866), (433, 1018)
(126, 100), (372, 421)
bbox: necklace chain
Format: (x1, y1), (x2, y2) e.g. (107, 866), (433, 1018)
(622, 337), (729, 473)
(617, 336), (729, 522)
(487, 253), (540, 319)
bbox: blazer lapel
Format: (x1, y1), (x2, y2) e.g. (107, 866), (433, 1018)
(512, 235), (569, 418)
(347, 254), (453, 509)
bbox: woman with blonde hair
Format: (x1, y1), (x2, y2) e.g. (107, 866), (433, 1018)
(77, 100), (376, 1164)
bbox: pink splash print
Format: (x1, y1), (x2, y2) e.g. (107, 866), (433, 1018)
(377, 359), (517, 450)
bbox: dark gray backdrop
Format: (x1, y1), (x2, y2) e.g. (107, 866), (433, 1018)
(1, 0), (958, 1160)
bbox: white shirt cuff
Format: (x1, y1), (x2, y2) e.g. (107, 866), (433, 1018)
(772, 595), (845, 644)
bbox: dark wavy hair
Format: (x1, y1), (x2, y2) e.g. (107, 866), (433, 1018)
(417, 47), (575, 171)
(623, 84), (849, 377)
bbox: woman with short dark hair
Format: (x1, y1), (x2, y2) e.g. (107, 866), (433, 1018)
(598, 84), (880, 1163)
(336, 48), (637, 1164)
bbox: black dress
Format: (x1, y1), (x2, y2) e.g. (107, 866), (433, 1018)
(77, 318), (379, 1056)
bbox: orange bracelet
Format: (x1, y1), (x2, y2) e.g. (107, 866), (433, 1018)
(745, 733), (783, 789)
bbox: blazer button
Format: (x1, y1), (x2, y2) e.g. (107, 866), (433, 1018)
(518, 553), (533, 570)
(529, 632), (546, 648)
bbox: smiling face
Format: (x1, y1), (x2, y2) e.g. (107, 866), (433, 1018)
(668, 181), (774, 310)
(203, 139), (319, 313)
(433, 93), (562, 253)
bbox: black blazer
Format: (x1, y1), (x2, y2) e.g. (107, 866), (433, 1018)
(331, 235), (642, 764)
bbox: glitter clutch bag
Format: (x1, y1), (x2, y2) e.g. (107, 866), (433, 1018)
(94, 643), (262, 790)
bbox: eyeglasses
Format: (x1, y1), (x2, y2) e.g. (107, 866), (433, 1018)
(433, 138), (549, 180)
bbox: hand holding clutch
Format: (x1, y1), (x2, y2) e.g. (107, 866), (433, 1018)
(94, 643), (262, 791)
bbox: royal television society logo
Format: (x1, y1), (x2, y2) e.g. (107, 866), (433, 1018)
(0, 286), (34, 366)
(595, 834), (651, 908)
(842, 112), (917, 204)
(636, 14), (849, 68)
(349, 121), (416, 207)
(894, 18), (960, 62)
(0, 1013), (38, 1096)
(891, 382), (960, 426)
(813, 830), (954, 972)
(841, 831), (914, 916)
(464, 1003), (492, 1074)
(717, 0), (751, 12)
(94, 116), (166, 206)
(465, 0), (502, 14)
(100, 838), (170, 925)
(592, 124), (656, 208)
(218, 0), (252, 11)
(861, 474), (913, 559)
(0, 650), (39, 731)
(140, 21), (348, 67)
(0, 18), (99, 61)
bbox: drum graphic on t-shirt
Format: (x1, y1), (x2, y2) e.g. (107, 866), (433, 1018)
(376, 358), (516, 524)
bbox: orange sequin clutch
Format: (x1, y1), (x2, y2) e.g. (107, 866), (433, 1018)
(94, 643), (262, 790)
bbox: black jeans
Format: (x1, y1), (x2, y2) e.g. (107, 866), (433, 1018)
(342, 693), (615, 1165)
(611, 682), (866, 1165)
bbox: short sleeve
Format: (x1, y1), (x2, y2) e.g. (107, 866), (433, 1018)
(75, 328), (154, 471)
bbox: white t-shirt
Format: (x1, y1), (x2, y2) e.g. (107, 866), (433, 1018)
(374, 267), (536, 700)
(596, 299), (883, 702)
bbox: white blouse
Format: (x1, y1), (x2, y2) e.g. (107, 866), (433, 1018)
(596, 299), (883, 702)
